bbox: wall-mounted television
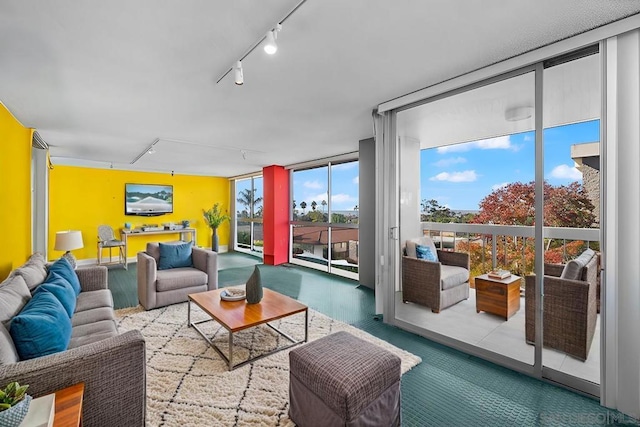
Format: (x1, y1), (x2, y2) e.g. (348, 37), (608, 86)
(125, 183), (173, 216)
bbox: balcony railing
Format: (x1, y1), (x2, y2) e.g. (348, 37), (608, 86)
(420, 222), (600, 277)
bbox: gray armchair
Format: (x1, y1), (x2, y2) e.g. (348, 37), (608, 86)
(402, 247), (470, 313)
(137, 242), (218, 310)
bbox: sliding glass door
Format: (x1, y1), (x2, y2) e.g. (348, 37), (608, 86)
(390, 47), (602, 396)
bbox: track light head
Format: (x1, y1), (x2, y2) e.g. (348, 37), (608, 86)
(234, 60), (243, 85)
(264, 24), (282, 55)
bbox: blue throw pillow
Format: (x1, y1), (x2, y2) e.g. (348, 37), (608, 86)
(10, 288), (72, 360)
(48, 257), (81, 296)
(158, 241), (193, 270)
(34, 271), (76, 317)
(416, 244), (437, 262)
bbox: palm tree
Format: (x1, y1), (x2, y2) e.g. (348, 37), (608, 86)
(300, 201), (307, 213)
(236, 188), (263, 217)
(321, 200), (327, 212)
(311, 200), (317, 211)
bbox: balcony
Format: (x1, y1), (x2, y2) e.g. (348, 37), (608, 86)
(396, 221), (600, 384)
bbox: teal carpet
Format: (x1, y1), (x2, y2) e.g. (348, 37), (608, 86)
(108, 252), (630, 426)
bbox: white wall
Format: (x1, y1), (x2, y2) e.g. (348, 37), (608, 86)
(603, 29), (640, 418)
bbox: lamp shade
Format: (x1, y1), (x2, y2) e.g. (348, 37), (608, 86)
(54, 230), (84, 251)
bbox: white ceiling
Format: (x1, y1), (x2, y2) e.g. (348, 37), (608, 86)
(1, 1), (639, 177)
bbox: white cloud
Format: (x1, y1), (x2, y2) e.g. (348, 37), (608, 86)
(550, 164), (582, 180)
(429, 170), (478, 182)
(353, 176), (359, 184)
(331, 193), (357, 204)
(433, 157), (466, 167)
(491, 182), (510, 191)
(303, 180), (324, 190)
(437, 135), (513, 153)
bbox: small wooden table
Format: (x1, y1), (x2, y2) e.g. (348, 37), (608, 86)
(188, 288), (308, 370)
(54, 382), (84, 427)
(475, 274), (522, 320)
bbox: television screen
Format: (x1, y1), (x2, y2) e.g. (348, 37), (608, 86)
(125, 183), (173, 216)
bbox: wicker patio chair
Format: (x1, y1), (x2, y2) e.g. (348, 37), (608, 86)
(402, 246), (470, 313)
(524, 250), (598, 361)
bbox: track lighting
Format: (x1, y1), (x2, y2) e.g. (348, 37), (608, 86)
(234, 61), (244, 85)
(148, 147), (156, 154)
(264, 24), (282, 55)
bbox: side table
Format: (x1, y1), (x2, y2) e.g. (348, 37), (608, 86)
(475, 274), (522, 320)
(54, 383), (84, 427)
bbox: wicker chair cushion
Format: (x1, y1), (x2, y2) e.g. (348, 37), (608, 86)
(560, 248), (595, 280)
(440, 265), (469, 290)
(405, 237), (439, 261)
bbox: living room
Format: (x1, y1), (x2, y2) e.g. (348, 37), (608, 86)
(2, 2), (640, 426)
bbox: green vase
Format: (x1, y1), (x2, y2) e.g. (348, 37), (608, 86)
(246, 265), (263, 304)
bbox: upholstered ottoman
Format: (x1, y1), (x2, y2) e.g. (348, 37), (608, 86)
(289, 331), (401, 427)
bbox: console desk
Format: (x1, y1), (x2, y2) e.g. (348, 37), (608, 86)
(120, 228), (197, 269)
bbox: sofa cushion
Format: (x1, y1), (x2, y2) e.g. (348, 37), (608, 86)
(69, 319), (118, 349)
(156, 268), (208, 292)
(75, 289), (113, 313)
(561, 248), (595, 281)
(0, 275), (31, 326)
(48, 257), (81, 296)
(405, 236), (439, 262)
(440, 265), (469, 290)
(158, 241), (194, 270)
(12, 252), (48, 291)
(35, 272), (76, 317)
(71, 307), (115, 327)
(0, 322), (19, 365)
(10, 288), (72, 360)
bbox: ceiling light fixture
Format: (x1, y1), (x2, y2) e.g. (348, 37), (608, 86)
(264, 24), (282, 55)
(505, 106), (534, 122)
(148, 147), (156, 154)
(214, 0), (308, 85)
(234, 61), (244, 85)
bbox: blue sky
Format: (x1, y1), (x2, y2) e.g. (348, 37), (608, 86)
(421, 120), (600, 211)
(292, 161), (359, 212)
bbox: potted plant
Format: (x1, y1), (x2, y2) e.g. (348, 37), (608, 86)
(0, 381), (31, 427)
(203, 203), (230, 252)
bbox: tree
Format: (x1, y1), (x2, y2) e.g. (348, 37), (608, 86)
(236, 188), (263, 217)
(421, 199), (463, 223)
(311, 200), (317, 211)
(300, 201), (307, 213)
(472, 181), (595, 228)
(467, 180), (596, 275)
(321, 200), (327, 212)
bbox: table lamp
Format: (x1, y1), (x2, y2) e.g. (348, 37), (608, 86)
(54, 230), (84, 269)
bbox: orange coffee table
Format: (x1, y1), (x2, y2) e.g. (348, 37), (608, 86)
(188, 288), (308, 370)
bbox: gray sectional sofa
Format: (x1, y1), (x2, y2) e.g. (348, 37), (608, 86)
(0, 253), (146, 426)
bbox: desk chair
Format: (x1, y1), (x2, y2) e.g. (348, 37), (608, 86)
(97, 225), (126, 269)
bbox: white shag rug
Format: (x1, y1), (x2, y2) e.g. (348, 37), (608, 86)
(116, 302), (421, 427)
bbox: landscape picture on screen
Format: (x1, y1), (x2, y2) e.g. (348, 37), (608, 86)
(125, 183), (173, 215)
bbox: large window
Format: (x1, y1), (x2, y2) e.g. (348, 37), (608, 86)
(235, 176), (263, 255)
(291, 160), (359, 279)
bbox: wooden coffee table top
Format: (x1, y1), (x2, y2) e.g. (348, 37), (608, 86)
(189, 288), (307, 333)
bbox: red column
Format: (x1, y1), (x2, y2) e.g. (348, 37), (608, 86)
(262, 165), (290, 265)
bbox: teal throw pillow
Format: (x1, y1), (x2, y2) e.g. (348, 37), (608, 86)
(10, 288), (72, 360)
(158, 241), (194, 270)
(416, 244), (438, 262)
(34, 271), (76, 317)
(48, 257), (81, 296)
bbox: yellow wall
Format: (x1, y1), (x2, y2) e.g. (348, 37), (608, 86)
(0, 103), (32, 280)
(49, 166), (229, 261)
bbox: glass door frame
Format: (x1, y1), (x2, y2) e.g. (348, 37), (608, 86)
(384, 55), (602, 397)
(233, 175), (264, 257)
